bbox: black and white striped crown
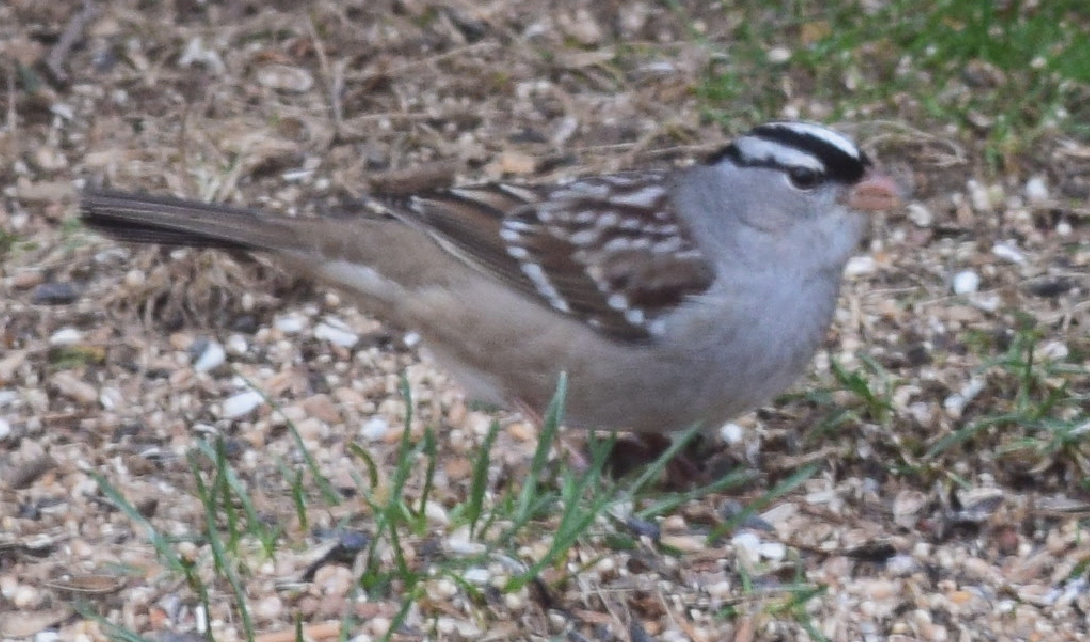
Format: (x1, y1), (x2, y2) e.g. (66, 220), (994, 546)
(710, 121), (870, 184)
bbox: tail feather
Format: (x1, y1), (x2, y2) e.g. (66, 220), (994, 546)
(80, 189), (299, 251)
(80, 188), (463, 298)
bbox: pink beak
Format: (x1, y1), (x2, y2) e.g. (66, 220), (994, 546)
(848, 170), (901, 212)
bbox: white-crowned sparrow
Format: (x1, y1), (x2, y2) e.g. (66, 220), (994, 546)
(82, 121), (898, 433)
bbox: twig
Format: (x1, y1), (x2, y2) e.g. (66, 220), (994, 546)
(6, 59), (16, 135)
(254, 622), (341, 642)
(46, 0), (98, 86)
(305, 15), (344, 136)
(379, 40), (499, 76)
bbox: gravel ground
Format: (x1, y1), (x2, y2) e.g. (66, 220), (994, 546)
(2, 2), (1089, 641)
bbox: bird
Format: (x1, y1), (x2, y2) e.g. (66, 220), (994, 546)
(81, 121), (899, 435)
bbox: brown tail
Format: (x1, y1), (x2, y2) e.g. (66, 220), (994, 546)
(80, 189), (303, 252)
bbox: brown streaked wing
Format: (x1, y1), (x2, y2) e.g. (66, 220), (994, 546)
(596, 248), (715, 312)
(383, 177), (717, 342)
(382, 186), (539, 296)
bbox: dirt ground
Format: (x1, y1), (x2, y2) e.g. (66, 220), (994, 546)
(2, 1), (1090, 641)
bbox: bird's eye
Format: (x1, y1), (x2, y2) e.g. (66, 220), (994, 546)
(787, 167), (824, 190)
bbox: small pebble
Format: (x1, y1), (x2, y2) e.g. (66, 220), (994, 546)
(254, 594), (282, 621)
(17, 178), (74, 203)
(49, 328), (83, 346)
(193, 342), (227, 372)
(719, 422), (745, 444)
(178, 37), (225, 75)
(1025, 175), (1049, 206)
(124, 269), (147, 288)
(194, 603), (208, 633)
(226, 334), (248, 355)
(758, 503), (796, 527)
(359, 416), (390, 441)
(32, 146), (68, 171)
(313, 566), (354, 597)
(0, 418), (11, 440)
(99, 386), (123, 411)
(907, 203), (933, 227)
(969, 293), (1001, 312)
(425, 501), (451, 526)
(618, 3), (649, 36)
(434, 578), (458, 599)
(231, 314), (260, 334)
(892, 490), (927, 527)
(314, 321), (359, 348)
(11, 270), (44, 289)
(455, 621), (483, 637)
(222, 391), (264, 418)
(758, 541), (787, 560)
(706, 581), (733, 599)
(302, 394), (341, 424)
(952, 270), (979, 295)
(33, 281), (78, 305)
(50, 102), (74, 121)
(967, 179), (991, 211)
(551, 116), (579, 147)
(767, 46), (791, 63)
(943, 378), (985, 418)
(0, 391), (22, 408)
(256, 65), (314, 93)
(13, 584), (40, 608)
(730, 531), (762, 567)
(0, 574), (16, 598)
(855, 578), (902, 602)
(368, 618), (391, 637)
(991, 241), (1026, 265)
(462, 568), (490, 585)
(169, 332), (194, 351)
(1039, 341), (1068, 361)
(449, 539), (487, 556)
(721, 500), (775, 531)
(448, 526), (487, 556)
(626, 516), (661, 541)
(845, 255), (877, 277)
(274, 313), (308, 334)
(886, 554), (919, 576)
(498, 150), (536, 176)
(561, 9), (603, 45)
